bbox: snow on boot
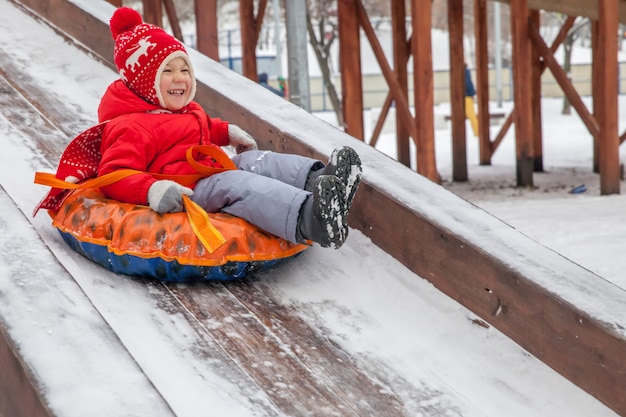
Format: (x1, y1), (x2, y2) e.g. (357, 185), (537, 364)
(298, 175), (348, 249)
(305, 146), (362, 212)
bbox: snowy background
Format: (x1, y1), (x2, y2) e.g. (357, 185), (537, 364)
(0, 1), (625, 416)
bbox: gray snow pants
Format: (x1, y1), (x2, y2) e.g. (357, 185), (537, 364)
(191, 150), (323, 244)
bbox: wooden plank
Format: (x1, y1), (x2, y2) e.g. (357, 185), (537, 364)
(0, 56), (92, 139)
(224, 279), (420, 417)
(169, 283), (358, 416)
(474, 0), (491, 165)
(411, 0), (439, 182)
(142, 0), (163, 27)
(338, 0), (364, 140)
(448, 0), (467, 181)
(238, 0), (258, 81)
(493, 0), (626, 24)
(596, 0), (621, 195)
(0, 325), (52, 417)
(194, 0), (219, 61)
(391, 0), (410, 166)
(0, 74), (69, 163)
(510, 0), (534, 186)
(11, 0), (117, 71)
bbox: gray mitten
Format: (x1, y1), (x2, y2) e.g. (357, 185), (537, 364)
(147, 180), (193, 213)
(228, 124), (258, 154)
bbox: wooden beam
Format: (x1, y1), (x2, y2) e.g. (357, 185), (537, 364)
(368, 93), (392, 147)
(0, 326), (53, 417)
(195, 0), (219, 61)
(239, 0), (258, 81)
(492, 0), (626, 24)
(162, 0), (183, 41)
(391, 0), (411, 167)
(510, 0), (534, 186)
(356, 2), (418, 147)
(528, 20), (599, 137)
(411, 0), (439, 182)
(491, 16), (575, 156)
(597, 0), (621, 195)
(474, 0), (491, 166)
(449, 0), (467, 181)
(338, 0), (364, 140)
(142, 0), (163, 27)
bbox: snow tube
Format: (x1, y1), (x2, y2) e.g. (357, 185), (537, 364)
(49, 188), (309, 282)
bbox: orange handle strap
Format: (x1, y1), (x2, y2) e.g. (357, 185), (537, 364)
(34, 169), (213, 189)
(34, 145), (236, 190)
(34, 169), (143, 190)
(186, 145), (237, 174)
(182, 195), (225, 253)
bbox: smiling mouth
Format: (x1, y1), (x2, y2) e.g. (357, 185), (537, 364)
(167, 89), (185, 96)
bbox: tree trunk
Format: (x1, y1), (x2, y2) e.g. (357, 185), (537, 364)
(306, 12), (343, 126)
(562, 33), (574, 115)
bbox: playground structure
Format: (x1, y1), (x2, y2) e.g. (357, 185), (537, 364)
(120, 0), (625, 194)
(2, 0), (626, 416)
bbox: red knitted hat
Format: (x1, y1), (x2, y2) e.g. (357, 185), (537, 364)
(109, 7), (196, 108)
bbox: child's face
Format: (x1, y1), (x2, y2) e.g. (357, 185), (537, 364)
(160, 57), (192, 111)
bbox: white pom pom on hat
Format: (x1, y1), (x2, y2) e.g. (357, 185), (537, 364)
(109, 7), (196, 108)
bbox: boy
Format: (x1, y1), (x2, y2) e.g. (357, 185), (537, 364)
(97, 7), (361, 249)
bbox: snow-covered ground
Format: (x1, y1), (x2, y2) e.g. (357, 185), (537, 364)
(0, 1), (624, 416)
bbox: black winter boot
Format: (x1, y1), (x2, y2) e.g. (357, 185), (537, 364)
(305, 146), (362, 212)
(297, 175), (348, 249)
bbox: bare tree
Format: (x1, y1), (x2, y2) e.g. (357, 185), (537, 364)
(305, 0), (391, 125)
(306, 0), (342, 124)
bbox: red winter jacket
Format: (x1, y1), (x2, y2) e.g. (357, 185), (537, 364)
(96, 80), (230, 205)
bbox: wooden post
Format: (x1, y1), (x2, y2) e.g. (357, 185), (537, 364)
(142, 0), (163, 27)
(449, 0), (467, 181)
(195, 0), (219, 61)
(530, 9), (543, 172)
(338, 0), (364, 140)
(510, 0), (533, 187)
(597, 0), (621, 195)
(411, 0), (439, 182)
(239, 0), (258, 81)
(474, 0), (491, 166)
(106, 0), (122, 7)
(391, 0), (410, 167)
